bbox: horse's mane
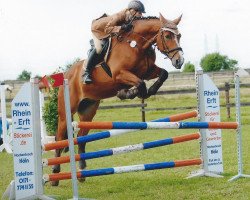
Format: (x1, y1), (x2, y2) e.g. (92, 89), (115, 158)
(131, 16), (160, 33)
(134, 16), (159, 21)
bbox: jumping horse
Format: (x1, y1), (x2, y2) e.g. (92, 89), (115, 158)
(52, 13), (184, 186)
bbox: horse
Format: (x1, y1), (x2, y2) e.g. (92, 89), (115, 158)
(51, 13), (184, 186)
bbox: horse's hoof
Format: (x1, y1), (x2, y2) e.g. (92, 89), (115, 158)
(51, 180), (59, 186)
(127, 88), (138, 99)
(117, 89), (128, 100)
(78, 177), (86, 182)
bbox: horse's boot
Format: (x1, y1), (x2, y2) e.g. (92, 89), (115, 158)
(82, 48), (99, 84)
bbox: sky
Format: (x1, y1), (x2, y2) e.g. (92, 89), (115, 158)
(1, 0), (250, 80)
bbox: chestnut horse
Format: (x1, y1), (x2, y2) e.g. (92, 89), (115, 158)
(52, 13), (184, 186)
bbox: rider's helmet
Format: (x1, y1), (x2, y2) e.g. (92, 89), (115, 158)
(128, 0), (146, 13)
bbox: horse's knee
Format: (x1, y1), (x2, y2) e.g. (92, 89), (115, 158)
(159, 69), (168, 81)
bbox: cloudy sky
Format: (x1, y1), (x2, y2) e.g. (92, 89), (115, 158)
(1, 0), (250, 80)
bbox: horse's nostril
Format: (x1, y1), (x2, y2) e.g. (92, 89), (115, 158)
(176, 60), (181, 67)
(175, 59), (183, 69)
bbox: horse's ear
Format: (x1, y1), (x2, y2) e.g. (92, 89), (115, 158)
(159, 13), (169, 24)
(173, 14), (182, 25)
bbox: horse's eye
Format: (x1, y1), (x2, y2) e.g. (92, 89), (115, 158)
(165, 35), (171, 40)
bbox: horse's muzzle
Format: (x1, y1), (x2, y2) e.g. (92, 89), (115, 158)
(172, 56), (184, 69)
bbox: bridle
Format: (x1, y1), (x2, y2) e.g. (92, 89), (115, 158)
(158, 27), (183, 60)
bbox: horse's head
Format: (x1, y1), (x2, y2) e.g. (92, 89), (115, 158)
(156, 13), (184, 69)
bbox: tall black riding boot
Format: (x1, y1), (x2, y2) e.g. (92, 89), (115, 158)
(82, 48), (99, 84)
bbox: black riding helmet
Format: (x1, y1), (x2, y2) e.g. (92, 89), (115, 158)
(128, 0), (146, 13)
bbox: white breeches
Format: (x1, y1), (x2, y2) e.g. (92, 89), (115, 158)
(92, 34), (103, 54)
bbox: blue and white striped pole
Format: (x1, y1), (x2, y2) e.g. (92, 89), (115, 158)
(44, 158), (202, 182)
(75, 121), (238, 130)
(43, 133), (200, 166)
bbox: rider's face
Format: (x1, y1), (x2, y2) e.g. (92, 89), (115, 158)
(129, 9), (142, 19)
(135, 11), (142, 17)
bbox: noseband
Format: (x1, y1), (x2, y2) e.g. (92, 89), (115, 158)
(159, 28), (183, 60)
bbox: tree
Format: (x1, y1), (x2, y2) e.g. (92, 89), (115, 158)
(182, 61), (195, 72)
(17, 70), (32, 81)
(200, 53), (238, 72)
(43, 87), (59, 135)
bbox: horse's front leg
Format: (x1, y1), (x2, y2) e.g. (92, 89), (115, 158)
(146, 66), (168, 98)
(116, 70), (147, 99)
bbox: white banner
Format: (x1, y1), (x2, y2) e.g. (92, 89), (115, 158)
(12, 83), (36, 199)
(203, 74), (223, 173)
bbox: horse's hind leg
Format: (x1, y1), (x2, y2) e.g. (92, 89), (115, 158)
(77, 98), (100, 181)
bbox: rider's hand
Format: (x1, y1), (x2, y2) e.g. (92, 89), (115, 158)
(121, 24), (133, 32)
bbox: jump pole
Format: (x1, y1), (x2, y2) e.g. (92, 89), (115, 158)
(43, 110), (198, 151)
(0, 82), (12, 153)
(63, 79), (83, 200)
(74, 121), (238, 130)
(228, 72), (250, 181)
(42, 133), (200, 166)
(43, 158), (202, 182)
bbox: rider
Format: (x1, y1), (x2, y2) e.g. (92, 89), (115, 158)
(82, 0), (146, 84)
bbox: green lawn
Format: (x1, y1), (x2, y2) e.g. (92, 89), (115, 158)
(1, 91), (250, 199)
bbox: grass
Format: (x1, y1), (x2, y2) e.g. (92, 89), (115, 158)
(1, 89), (250, 199)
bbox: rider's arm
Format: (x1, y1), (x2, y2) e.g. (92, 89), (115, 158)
(104, 10), (126, 34)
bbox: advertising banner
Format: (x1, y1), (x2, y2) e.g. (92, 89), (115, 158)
(202, 74), (223, 173)
(12, 83), (36, 199)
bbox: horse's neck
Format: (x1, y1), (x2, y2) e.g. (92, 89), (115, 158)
(134, 19), (161, 38)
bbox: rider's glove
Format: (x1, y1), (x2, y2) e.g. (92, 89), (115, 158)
(121, 24), (133, 32)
